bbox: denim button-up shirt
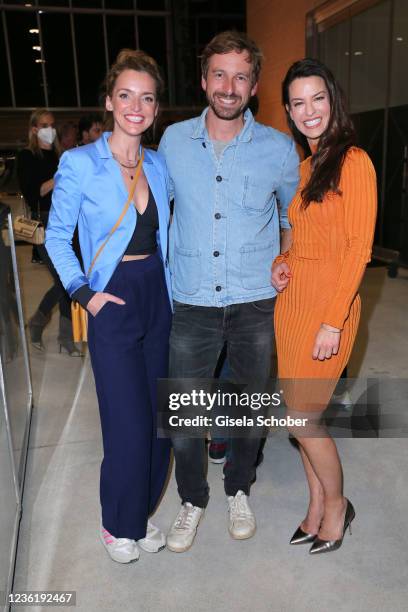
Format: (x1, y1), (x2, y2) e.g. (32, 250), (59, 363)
(158, 108), (299, 306)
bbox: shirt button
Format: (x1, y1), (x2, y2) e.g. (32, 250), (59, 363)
(216, 175), (222, 182)
(213, 251), (220, 257)
(214, 213), (221, 219)
(216, 285), (222, 292)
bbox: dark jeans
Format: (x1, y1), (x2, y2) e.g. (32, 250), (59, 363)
(169, 297), (275, 508)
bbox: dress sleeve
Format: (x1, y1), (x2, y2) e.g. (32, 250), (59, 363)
(45, 150), (90, 298)
(322, 148), (377, 329)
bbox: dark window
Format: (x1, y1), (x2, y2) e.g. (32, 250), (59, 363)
(2, 1), (35, 4)
(74, 14), (106, 106)
(350, 1), (391, 113)
(105, 1), (134, 8)
(197, 18), (217, 45)
(5, 11), (45, 107)
(390, 0), (408, 108)
(39, 1), (70, 6)
(138, 16), (168, 102)
(0, 16), (12, 106)
(71, 1), (102, 7)
(137, 0), (166, 9)
(218, 17), (245, 32)
(319, 20), (350, 100)
(106, 15), (136, 65)
(41, 13), (77, 106)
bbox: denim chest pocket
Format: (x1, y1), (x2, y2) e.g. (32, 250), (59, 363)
(240, 240), (274, 290)
(242, 175), (275, 214)
(173, 245), (201, 295)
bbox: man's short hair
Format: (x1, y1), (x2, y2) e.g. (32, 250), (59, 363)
(200, 31), (263, 86)
(78, 113), (102, 137)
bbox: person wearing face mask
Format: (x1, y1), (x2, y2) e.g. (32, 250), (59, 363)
(17, 108), (80, 355)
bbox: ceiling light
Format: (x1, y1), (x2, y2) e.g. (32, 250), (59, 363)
(345, 51), (350, 56)
(396, 36), (404, 42)
(35, 59), (45, 64)
(354, 51), (363, 56)
(32, 46), (41, 51)
(29, 29), (39, 34)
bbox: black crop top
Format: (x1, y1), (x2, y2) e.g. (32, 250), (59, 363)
(124, 185), (158, 255)
(72, 186), (159, 309)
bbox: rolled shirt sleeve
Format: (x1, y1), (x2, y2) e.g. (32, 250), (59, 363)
(276, 139), (299, 230)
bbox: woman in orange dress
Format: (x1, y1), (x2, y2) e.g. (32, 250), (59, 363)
(272, 59), (377, 554)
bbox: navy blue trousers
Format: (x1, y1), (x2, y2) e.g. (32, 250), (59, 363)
(88, 254), (172, 540)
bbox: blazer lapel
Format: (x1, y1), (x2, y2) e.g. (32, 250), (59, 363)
(95, 132), (128, 202)
(143, 155), (169, 261)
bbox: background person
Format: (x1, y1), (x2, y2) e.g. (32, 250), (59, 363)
(58, 121), (78, 152)
(78, 113), (103, 145)
(46, 49), (172, 564)
(17, 108), (79, 355)
(272, 58), (377, 554)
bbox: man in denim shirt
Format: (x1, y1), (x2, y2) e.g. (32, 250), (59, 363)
(159, 31), (299, 552)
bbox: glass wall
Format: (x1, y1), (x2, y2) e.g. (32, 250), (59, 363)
(0, 1), (246, 110)
(312, 0), (408, 261)
(0, 0), (173, 108)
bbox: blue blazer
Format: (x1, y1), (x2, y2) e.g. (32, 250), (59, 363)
(46, 132), (172, 303)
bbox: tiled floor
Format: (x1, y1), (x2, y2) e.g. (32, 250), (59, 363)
(12, 245), (408, 612)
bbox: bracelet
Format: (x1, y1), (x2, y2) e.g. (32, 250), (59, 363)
(321, 324), (341, 333)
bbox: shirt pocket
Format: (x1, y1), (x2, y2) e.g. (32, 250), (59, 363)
(240, 240), (274, 290)
(242, 175), (275, 214)
(173, 245), (201, 295)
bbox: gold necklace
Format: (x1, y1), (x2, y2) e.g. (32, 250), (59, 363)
(120, 165), (135, 180)
(111, 152), (140, 180)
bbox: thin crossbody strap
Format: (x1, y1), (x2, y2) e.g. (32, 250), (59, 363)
(86, 147), (144, 276)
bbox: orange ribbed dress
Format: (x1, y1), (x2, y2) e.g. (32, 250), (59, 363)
(274, 147), (377, 411)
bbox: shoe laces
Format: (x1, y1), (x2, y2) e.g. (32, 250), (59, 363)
(174, 503), (200, 531)
(229, 491), (253, 519)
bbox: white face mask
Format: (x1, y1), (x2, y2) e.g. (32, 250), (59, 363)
(37, 126), (56, 145)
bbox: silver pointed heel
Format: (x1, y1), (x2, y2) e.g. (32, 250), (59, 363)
(290, 526), (317, 545)
(309, 499), (355, 555)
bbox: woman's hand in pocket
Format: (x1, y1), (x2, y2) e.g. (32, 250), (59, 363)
(87, 292), (125, 317)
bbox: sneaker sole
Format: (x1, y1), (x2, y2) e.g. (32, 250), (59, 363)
(166, 540), (194, 553)
(209, 456), (226, 464)
(228, 528), (256, 540)
(137, 541), (166, 553)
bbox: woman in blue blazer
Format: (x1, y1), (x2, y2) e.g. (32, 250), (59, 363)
(46, 50), (172, 564)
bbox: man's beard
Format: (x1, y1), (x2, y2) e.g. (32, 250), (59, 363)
(207, 91), (248, 120)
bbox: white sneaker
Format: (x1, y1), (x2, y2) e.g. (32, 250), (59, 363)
(100, 524), (139, 563)
(227, 490), (256, 540)
(166, 503), (204, 552)
(137, 521), (166, 553)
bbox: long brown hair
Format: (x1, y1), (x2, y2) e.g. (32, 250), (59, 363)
(282, 58), (356, 207)
(27, 108), (61, 157)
